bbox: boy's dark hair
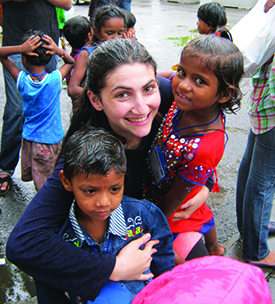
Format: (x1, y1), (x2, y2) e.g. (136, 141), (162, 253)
(21, 30), (52, 66)
(63, 16), (91, 49)
(197, 2), (227, 32)
(63, 126), (127, 182)
(122, 9), (136, 30)
(182, 33), (244, 114)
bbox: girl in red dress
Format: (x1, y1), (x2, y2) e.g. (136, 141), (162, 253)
(144, 32), (244, 260)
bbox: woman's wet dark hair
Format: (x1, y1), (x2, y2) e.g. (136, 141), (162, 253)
(181, 32), (244, 113)
(21, 30), (52, 66)
(59, 38), (157, 159)
(63, 126), (126, 182)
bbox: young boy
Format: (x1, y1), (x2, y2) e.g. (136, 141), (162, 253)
(197, 2), (227, 35)
(0, 30), (75, 191)
(35, 127), (174, 304)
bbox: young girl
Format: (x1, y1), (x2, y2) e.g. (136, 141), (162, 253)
(144, 33), (244, 259)
(68, 5), (126, 100)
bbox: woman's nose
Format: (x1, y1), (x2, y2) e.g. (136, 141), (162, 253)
(132, 95), (148, 114)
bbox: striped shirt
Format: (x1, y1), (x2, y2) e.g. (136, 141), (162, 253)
(247, 55), (275, 134)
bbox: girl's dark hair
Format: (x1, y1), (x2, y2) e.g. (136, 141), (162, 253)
(59, 38), (157, 157)
(63, 16), (91, 49)
(197, 2), (227, 32)
(63, 126), (126, 182)
(21, 30), (52, 66)
(91, 5), (126, 45)
(122, 9), (136, 30)
(181, 32), (244, 113)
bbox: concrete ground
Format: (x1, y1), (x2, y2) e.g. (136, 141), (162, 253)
(1, 0), (275, 303)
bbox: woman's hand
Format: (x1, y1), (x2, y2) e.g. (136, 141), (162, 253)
(110, 233), (159, 281)
(171, 186), (209, 221)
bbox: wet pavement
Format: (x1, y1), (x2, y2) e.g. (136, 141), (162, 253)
(1, 1), (275, 303)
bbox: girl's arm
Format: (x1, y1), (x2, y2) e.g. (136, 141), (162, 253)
(172, 185), (209, 221)
(68, 50), (89, 98)
(0, 35), (42, 81)
(158, 174), (195, 218)
(42, 35), (75, 80)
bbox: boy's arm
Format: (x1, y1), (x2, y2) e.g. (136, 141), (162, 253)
(0, 36), (42, 81)
(42, 35), (75, 80)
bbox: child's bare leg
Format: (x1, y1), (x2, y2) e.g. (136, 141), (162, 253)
(204, 226), (225, 256)
(174, 248), (186, 265)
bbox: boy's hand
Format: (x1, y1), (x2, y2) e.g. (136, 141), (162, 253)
(42, 34), (60, 56)
(110, 233), (159, 281)
(21, 35), (42, 57)
(123, 31), (136, 39)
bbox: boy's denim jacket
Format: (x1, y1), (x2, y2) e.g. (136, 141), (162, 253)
(59, 195), (175, 300)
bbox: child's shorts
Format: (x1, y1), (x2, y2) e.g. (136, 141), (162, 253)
(21, 138), (61, 191)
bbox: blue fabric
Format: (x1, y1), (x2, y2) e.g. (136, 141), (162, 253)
(236, 128), (275, 260)
(198, 217), (215, 234)
(17, 69), (64, 144)
(0, 54), (57, 175)
(116, 0), (132, 11)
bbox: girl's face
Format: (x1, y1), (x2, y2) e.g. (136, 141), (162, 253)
(97, 17), (125, 42)
(88, 63), (160, 150)
(172, 54), (228, 114)
(197, 18), (213, 35)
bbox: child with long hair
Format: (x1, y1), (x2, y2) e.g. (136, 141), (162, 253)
(68, 5), (126, 100)
(144, 33), (244, 259)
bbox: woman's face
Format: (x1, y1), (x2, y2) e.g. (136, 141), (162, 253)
(88, 63), (160, 149)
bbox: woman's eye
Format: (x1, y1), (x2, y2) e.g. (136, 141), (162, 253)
(144, 85), (154, 93)
(116, 92), (128, 98)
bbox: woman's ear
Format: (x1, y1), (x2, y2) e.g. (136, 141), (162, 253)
(87, 90), (103, 111)
(218, 86), (235, 104)
(59, 170), (73, 192)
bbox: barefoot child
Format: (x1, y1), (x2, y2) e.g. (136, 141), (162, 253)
(34, 126), (174, 304)
(144, 33), (244, 259)
(0, 30), (74, 191)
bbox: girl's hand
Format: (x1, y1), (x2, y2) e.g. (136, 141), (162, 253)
(42, 34), (60, 56)
(21, 35), (42, 57)
(171, 186), (209, 221)
(123, 30), (136, 39)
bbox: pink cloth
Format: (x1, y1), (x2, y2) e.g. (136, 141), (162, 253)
(132, 256), (272, 304)
(173, 232), (202, 260)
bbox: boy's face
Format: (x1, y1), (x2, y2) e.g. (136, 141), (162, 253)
(60, 169), (124, 223)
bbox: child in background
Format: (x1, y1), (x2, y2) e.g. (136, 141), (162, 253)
(144, 33), (244, 258)
(197, 2), (227, 35)
(34, 126), (175, 304)
(0, 30), (74, 191)
(68, 5), (126, 101)
(63, 15), (92, 86)
(122, 9), (136, 39)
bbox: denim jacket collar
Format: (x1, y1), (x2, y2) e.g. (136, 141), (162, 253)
(69, 200), (129, 243)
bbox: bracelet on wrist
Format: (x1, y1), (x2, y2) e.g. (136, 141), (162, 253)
(61, 50), (65, 58)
